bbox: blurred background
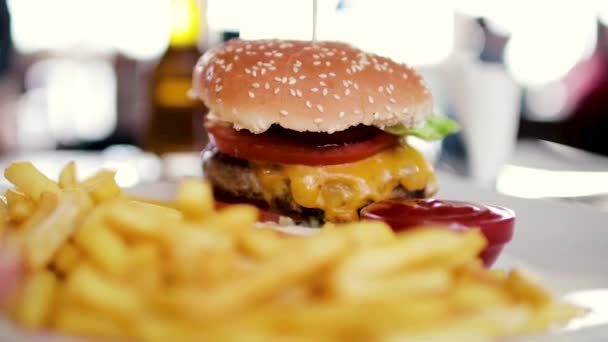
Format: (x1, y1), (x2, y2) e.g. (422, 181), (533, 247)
(0, 0), (607, 206)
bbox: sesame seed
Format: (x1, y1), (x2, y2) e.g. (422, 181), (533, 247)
(280, 109), (288, 116)
(313, 61), (321, 66)
(252, 70), (257, 77)
(341, 56), (348, 61)
(353, 83), (359, 90)
(326, 61), (331, 67)
(299, 75), (306, 80)
(274, 88), (281, 94)
(317, 104), (324, 113)
(313, 54), (320, 59)
(346, 68), (352, 75)
(252, 83), (260, 88)
(245, 68), (251, 74)
(275, 52), (283, 57)
(268, 66), (277, 71)
(402, 73), (408, 79)
(386, 87), (393, 95)
(265, 82), (270, 90)
(296, 89), (303, 97)
(261, 68), (266, 75)
(342, 80), (349, 87)
(225, 63), (233, 72)
(374, 112), (380, 119)
(329, 72), (336, 77)
(368, 95), (374, 104)
(290, 89), (297, 96)
(319, 74), (327, 79)
(245, 44), (252, 49)
(311, 88), (319, 92)
(295, 60), (302, 66)
(333, 94), (341, 100)
(389, 98), (397, 103)
(385, 105), (392, 111)
(282, 77), (288, 84)
(293, 67), (299, 73)
(248, 91), (255, 98)
(274, 77), (282, 82)
(215, 85), (223, 92)
(339, 111), (345, 118)
(344, 88), (351, 96)
(289, 77), (296, 85)
(378, 86), (384, 93)
(320, 81), (327, 86)
(217, 98), (223, 103)
(388, 83), (395, 90)
(354, 109), (361, 114)
(322, 88), (328, 96)
(314, 118), (323, 124)
(306, 100), (312, 108)
(236, 48), (243, 53)
(215, 77), (222, 84)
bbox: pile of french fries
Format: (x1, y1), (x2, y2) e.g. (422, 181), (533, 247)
(0, 161), (582, 342)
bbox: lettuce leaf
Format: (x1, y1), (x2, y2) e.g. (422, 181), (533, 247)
(384, 116), (460, 141)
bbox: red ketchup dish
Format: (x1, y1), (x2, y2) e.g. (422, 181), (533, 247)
(360, 199), (515, 267)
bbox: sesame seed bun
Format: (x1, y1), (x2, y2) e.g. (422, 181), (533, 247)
(193, 39), (433, 133)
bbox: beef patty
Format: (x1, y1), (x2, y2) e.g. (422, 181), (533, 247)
(202, 145), (426, 223)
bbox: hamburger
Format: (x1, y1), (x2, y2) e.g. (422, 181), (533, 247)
(192, 39), (458, 224)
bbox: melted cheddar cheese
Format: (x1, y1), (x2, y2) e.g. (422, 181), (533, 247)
(254, 144), (436, 222)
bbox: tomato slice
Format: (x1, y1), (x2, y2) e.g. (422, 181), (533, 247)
(205, 121), (399, 166)
(360, 199), (515, 267)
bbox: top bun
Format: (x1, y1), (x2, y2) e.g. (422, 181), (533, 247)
(193, 39), (433, 133)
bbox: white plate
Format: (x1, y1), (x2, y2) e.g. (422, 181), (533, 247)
(127, 173), (608, 341)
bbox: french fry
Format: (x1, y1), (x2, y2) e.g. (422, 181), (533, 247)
(507, 269), (552, 307)
(5, 189), (35, 223)
(0, 196), (6, 235)
(176, 178), (214, 220)
(449, 283), (511, 310)
(201, 204), (258, 233)
(334, 229), (486, 283)
(65, 263), (141, 318)
(53, 305), (124, 339)
(79, 170), (115, 190)
(18, 191), (59, 232)
(13, 270), (58, 328)
(127, 243), (163, 291)
(4, 161), (61, 200)
(168, 232), (348, 319)
(337, 221), (395, 248)
(238, 228), (283, 259)
(74, 210), (129, 276)
(23, 189), (92, 270)
(87, 172), (121, 204)
(58, 162), (77, 189)
(52, 242), (81, 275)
(105, 201), (182, 242)
(333, 268), (452, 301)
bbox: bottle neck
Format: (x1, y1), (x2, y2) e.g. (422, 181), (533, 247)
(168, 0), (202, 48)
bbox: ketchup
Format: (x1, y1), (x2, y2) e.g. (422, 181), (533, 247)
(360, 199), (515, 266)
